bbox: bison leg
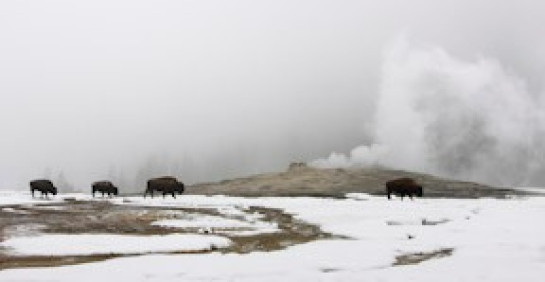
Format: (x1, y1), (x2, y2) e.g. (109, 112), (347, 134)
(171, 191), (176, 199)
(145, 189), (155, 198)
(144, 189), (152, 198)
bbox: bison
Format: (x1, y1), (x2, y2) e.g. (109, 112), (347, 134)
(30, 179), (58, 198)
(92, 181), (119, 197)
(144, 176), (185, 198)
(386, 177), (423, 200)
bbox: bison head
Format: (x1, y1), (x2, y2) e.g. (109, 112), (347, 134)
(416, 186), (423, 197)
(176, 182), (185, 194)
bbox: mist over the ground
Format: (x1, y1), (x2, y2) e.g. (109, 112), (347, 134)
(1, 1), (544, 191)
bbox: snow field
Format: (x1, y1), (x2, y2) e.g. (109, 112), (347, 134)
(0, 192), (544, 281)
(2, 234), (232, 256)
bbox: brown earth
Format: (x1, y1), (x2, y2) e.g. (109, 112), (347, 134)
(0, 200), (331, 270)
(186, 164), (523, 198)
(394, 248), (454, 266)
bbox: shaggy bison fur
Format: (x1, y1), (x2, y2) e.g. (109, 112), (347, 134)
(144, 176), (185, 198)
(386, 178), (423, 200)
(30, 179), (58, 198)
(92, 181), (119, 197)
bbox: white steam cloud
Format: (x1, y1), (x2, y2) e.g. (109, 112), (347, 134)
(309, 144), (388, 169)
(311, 38), (545, 187)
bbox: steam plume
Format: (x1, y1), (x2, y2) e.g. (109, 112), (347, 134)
(312, 38), (545, 187)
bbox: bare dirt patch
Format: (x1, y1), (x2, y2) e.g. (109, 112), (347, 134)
(0, 200), (331, 270)
(393, 248), (454, 266)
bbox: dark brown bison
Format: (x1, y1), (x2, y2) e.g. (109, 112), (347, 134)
(92, 181), (119, 197)
(386, 178), (423, 200)
(144, 176), (185, 198)
(30, 179), (58, 198)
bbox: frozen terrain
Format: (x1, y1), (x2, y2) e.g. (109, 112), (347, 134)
(4, 234), (231, 257)
(1, 191), (544, 281)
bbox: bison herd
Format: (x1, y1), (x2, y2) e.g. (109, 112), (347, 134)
(29, 177), (185, 199)
(29, 176), (423, 200)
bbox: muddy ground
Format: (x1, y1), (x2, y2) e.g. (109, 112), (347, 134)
(0, 199), (332, 270)
(394, 248), (454, 266)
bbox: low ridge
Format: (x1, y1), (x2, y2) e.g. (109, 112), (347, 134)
(187, 163), (519, 198)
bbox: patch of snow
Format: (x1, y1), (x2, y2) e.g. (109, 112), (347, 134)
(152, 216), (253, 229)
(28, 205), (67, 211)
(1, 207), (32, 214)
(216, 228), (281, 237)
(0, 191), (62, 206)
(345, 193), (372, 200)
(2, 234), (232, 256)
(151, 214), (279, 235)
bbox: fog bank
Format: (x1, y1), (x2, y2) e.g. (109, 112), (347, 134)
(1, 1), (545, 191)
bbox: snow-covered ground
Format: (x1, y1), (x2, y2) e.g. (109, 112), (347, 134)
(3, 234), (231, 256)
(0, 191), (65, 206)
(151, 215), (280, 236)
(1, 191), (545, 281)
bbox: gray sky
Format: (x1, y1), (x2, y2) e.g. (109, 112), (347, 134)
(1, 0), (544, 190)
